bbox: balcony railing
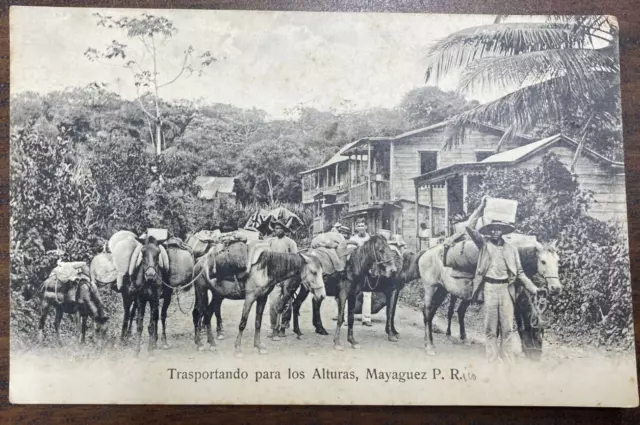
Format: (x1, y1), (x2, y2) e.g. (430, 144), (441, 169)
(348, 180), (391, 208)
(302, 182), (347, 203)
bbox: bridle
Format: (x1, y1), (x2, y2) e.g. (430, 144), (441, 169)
(364, 243), (395, 291)
(299, 254), (324, 292)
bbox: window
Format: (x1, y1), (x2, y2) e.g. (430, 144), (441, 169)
(420, 151), (438, 175)
(475, 150), (494, 162)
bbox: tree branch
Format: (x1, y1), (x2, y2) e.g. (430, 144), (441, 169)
(134, 85), (156, 121)
(158, 50), (192, 89)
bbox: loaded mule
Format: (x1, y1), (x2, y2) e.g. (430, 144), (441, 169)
(291, 235), (397, 350)
(95, 230), (195, 350)
(292, 233), (414, 343)
(418, 233), (562, 358)
(38, 260), (109, 345)
(192, 234), (325, 356)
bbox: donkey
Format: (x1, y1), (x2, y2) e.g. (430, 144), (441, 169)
(419, 239), (562, 356)
(192, 243), (325, 357)
(292, 248), (417, 343)
(38, 264), (109, 346)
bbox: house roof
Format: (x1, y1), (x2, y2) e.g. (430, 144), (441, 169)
(413, 133), (624, 186)
(194, 176), (236, 200)
(341, 120), (535, 154)
(481, 134), (624, 167)
(300, 140), (367, 175)
(479, 135), (560, 163)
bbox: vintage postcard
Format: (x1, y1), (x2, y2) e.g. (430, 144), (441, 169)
(9, 6), (638, 406)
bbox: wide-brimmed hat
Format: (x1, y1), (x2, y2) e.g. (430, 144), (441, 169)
(479, 220), (516, 235)
(339, 225), (351, 235)
(271, 219), (288, 229)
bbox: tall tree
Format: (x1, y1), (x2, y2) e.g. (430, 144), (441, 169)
(85, 12), (216, 155)
(424, 16), (620, 158)
(399, 86), (479, 129)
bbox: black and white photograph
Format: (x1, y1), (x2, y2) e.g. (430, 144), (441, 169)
(8, 6), (638, 406)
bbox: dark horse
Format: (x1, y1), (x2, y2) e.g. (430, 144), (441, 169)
(292, 248), (417, 343)
(38, 264), (109, 345)
(130, 236), (165, 357)
(292, 236), (397, 350)
(192, 243), (325, 357)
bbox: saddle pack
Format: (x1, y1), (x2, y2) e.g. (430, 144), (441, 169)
(53, 261), (89, 284)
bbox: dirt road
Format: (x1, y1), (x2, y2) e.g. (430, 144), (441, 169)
(11, 290), (637, 405)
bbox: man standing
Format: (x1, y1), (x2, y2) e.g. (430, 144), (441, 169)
(350, 219), (372, 326)
(465, 196), (542, 364)
(267, 220), (298, 339)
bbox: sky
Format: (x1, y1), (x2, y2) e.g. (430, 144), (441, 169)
(11, 7), (541, 118)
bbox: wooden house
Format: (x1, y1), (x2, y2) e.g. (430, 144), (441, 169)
(195, 176), (237, 206)
(413, 133), (627, 248)
(338, 122), (532, 249)
(301, 120), (626, 251)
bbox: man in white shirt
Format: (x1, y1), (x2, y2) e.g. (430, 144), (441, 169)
(350, 219), (372, 326)
(267, 220), (298, 339)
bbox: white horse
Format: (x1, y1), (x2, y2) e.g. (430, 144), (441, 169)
(418, 236), (562, 356)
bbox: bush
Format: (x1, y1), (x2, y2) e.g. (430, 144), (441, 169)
(467, 153), (633, 348)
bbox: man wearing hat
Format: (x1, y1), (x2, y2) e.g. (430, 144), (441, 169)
(350, 218), (372, 326)
(466, 196), (542, 364)
(267, 219), (298, 339)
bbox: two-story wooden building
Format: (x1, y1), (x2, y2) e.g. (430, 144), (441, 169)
(300, 141), (367, 234)
(301, 121), (532, 248)
(339, 122), (534, 249)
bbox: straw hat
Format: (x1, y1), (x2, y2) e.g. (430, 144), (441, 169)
(478, 220), (516, 236)
(271, 219), (288, 229)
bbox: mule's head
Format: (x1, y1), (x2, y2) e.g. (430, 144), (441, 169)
(130, 236), (164, 287)
(536, 241), (562, 294)
(367, 235), (397, 278)
(300, 253), (326, 301)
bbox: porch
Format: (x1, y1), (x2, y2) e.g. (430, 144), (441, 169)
(413, 163), (487, 249)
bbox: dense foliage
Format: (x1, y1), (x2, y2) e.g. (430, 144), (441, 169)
(465, 153), (633, 348)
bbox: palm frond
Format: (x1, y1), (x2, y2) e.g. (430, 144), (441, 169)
(441, 72), (617, 149)
(546, 15), (617, 42)
(425, 23), (584, 84)
(458, 48), (618, 96)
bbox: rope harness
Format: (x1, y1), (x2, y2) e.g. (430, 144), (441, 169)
(162, 254), (213, 315)
(529, 272), (555, 329)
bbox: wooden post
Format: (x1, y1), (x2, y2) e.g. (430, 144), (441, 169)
(389, 141), (394, 198)
(335, 163), (339, 187)
(570, 113), (594, 173)
(462, 174), (469, 214)
(428, 184), (433, 245)
(326, 167), (330, 188)
(367, 141), (372, 205)
(348, 154), (352, 187)
(444, 179), (449, 237)
(415, 182), (420, 252)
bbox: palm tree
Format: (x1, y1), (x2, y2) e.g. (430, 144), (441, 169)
(425, 16), (620, 157)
